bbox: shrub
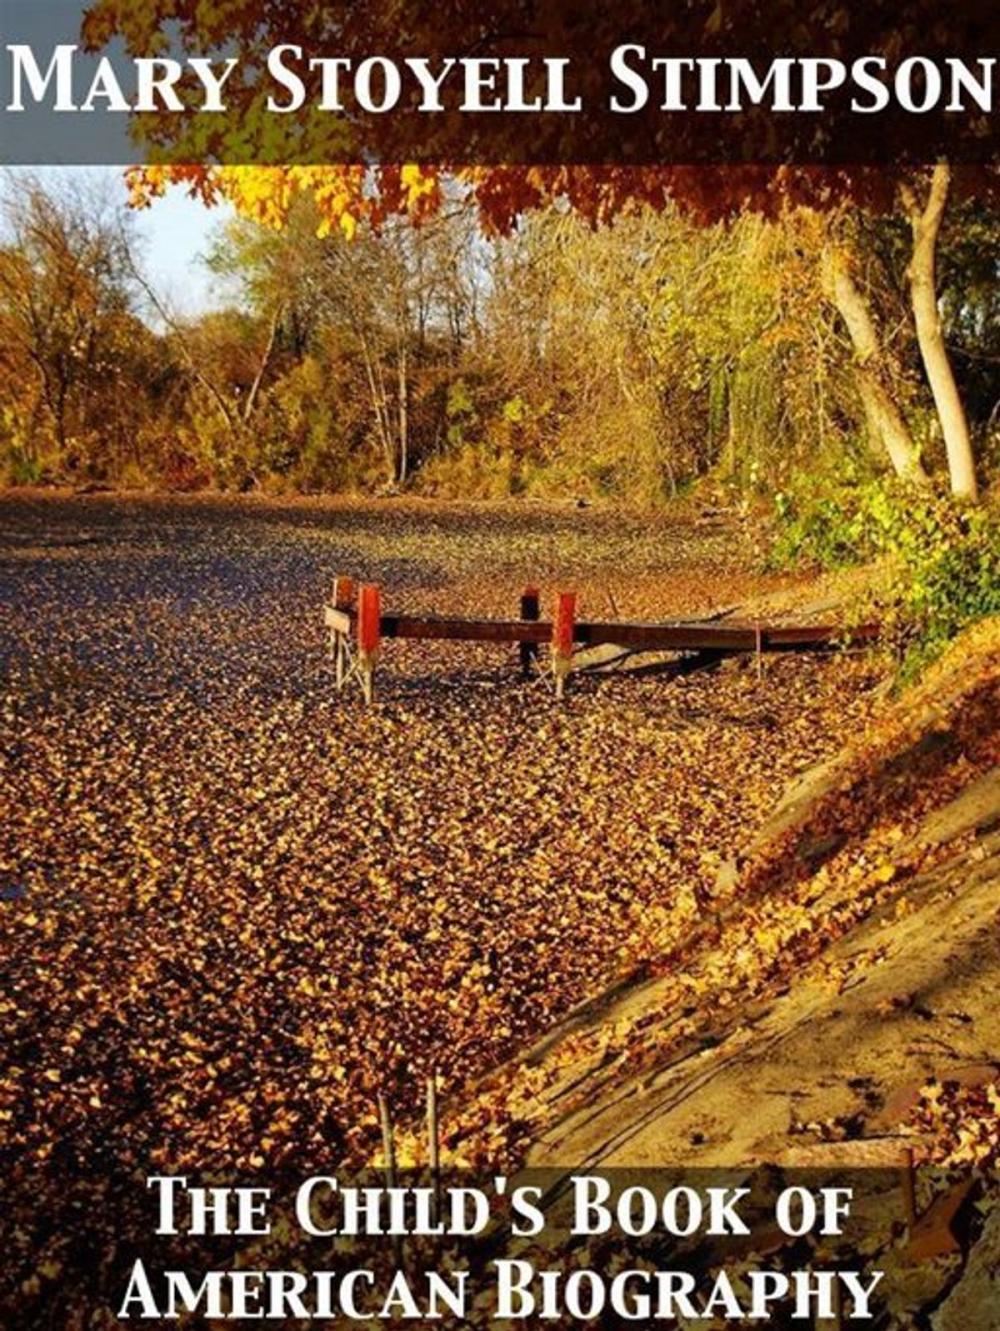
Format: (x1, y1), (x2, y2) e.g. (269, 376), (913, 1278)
(1, 446), (44, 487)
(771, 475), (1000, 677)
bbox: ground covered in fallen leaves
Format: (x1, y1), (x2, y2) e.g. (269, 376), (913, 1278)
(446, 619), (999, 1175)
(1, 492), (894, 1315)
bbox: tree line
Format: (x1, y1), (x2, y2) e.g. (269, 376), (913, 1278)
(1, 172), (997, 505)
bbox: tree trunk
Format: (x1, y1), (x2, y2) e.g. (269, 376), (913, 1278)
(397, 342), (408, 486)
(822, 243), (929, 485)
(54, 368), (70, 459)
(243, 304), (282, 424)
(904, 164), (978, 500)
(360, 332), (395, 483)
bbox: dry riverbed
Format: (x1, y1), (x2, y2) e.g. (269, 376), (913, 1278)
(0, 493), (887, 1174)
(0, 491), (898, 1325)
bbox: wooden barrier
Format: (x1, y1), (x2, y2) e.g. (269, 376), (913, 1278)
(324, 574), (879, 703)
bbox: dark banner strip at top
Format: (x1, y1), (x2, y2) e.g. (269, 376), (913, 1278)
(2, 0), (1000, 165)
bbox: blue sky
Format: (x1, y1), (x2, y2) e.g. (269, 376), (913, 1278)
(0, 166), (234, 314)
(130, 176), (235, 313)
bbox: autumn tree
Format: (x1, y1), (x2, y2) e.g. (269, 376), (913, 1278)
(124, 245), (285, 484)
(208, 202), (482, 487)
(0, 174), (142, 477)
(319, 212), (481, 486)
(818, 166), (983, 496)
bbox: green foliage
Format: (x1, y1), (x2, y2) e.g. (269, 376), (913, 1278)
(446, 378), (475, 421)
(1, 447), (43, 487)
(772, 475), (1000, 675)
(770, 462), (876, 569)
(418, 441), (523, 499)
(893, 501), (1000, 677)
(0, 408), (43, 485)
(500, 394), (529, 425)
(444, 377), (477, 449)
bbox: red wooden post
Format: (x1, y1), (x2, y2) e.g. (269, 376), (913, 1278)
(358, 584), (381, 656)
(519, 585), (540, 678)
(333, 575), (356, 611)
(552, 592), (576, 699)
(357, 584), (381, 703)
(554, 592), (576, 656)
